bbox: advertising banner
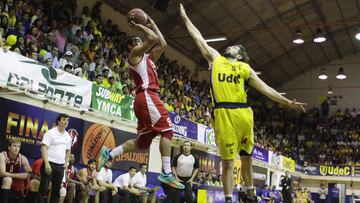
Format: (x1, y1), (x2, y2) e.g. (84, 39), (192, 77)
(0, 97), (84, 162)
(81, 121), (148, 170)
(192, 149), (222, 176)
(319, 165), (352, 176)
(197, 124), (216, 147)
(198, 188), (238, 203)
(252, 145), (269, 163)
(295, 164), (319, 175)
(0, 97), (147, 171)
(168, 113), (198, 140)
(281, 156), (295, 172)
(0, 51), (92, 108)
(354, 166), (360, 177)
(269, 151), (281, 168)
(91, 85), (136, 121)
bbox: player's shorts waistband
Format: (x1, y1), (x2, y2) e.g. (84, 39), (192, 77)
(214, 102), (248, 109)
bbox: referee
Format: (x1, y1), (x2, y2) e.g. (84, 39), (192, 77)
(172, 141), (199, 203)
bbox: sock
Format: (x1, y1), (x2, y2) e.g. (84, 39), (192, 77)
(1, 189), (10, 203)
(225, 195), (232, 202)
(161, 156), (171, 174)
(110, 145), (123, 158)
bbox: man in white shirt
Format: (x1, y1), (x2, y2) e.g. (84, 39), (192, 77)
(97, 160), (117, 203)
(133, 164), (159, 203)
(113, 166), (140, 203)
(36, 114), (72, 203)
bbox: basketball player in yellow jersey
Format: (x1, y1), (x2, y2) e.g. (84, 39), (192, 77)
(180, 4), (306, 203)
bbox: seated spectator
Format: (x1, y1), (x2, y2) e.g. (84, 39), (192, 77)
(261, 185), (271, 202)
(204, 173), (214, 186)
(78, 159), (106, 203)
(0, 140), (32, 203)
(59, 154), (81, 203)
(133, 163), (159, 203)
(269, 185), (282, 203)
(96, 160), (117, 203)
(214, 175), (223, 187)
(193, 171), (205, 186)
(113, 166), (141, 202)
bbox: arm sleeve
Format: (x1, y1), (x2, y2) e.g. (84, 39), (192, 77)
(41, 131), (50, 146)
(124, 175), (130, 186)
(66, 134), (72, 150)
(108, 170), (113, 183)
(171, 154), (180, 167)
(96, 169), (104, 181)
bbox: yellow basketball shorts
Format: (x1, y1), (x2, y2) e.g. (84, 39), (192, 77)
(212, 107), (254, 160)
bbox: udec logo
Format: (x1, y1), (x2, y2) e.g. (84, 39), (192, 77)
(319, 165), (351, 176)
(218, 73), (241, 84)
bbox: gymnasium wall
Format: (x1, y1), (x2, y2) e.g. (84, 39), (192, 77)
(302, 178), (360, 196)
(280, 54), (360, 113)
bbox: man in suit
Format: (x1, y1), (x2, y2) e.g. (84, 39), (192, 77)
(280, 171), (292, 203)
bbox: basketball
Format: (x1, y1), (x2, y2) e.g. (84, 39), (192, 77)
(127, 8), (148, 25)
(81, 124), (116, 170)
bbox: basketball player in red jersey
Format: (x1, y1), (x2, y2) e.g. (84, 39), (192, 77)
(0, 139), (32, 203)
(98, 16), (184, 189)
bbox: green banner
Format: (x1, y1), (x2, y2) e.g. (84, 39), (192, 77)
(91, 85), (136, 122)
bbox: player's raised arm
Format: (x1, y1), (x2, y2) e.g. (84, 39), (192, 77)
(129, 22), (159, 59)
(179, 4), (218, 63)
(248, 67), (307, 112)
(147, 16), (167, 62)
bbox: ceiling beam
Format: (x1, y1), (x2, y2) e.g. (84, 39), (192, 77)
(310, 0), (343, 60)
(267, 0), (317, 72)
(243, 0), (306, 75)
(254, 23), (360, 74)
(291, 0), (330, 64)
(334, 0), (357, 55)
(217, 1), (314, 50)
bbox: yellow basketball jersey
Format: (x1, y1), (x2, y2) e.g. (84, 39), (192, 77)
(210, 54), (251, 105)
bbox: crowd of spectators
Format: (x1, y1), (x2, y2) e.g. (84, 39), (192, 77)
(253, 102), (360, 165)
(1, 0), (359, 166)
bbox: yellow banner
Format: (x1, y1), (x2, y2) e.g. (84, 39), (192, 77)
(282, 156), (295, 172)
(319, 165), (352, 176)
(197, 189), (208, 203)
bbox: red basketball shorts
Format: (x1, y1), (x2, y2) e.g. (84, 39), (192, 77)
(134, 90), (173, 149)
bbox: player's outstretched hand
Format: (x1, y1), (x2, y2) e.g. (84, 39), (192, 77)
(146, 15), (155, 29)
(179, 3), (187, 18)
(288, 99), (307, 112)
(129, 20), (149, 32)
